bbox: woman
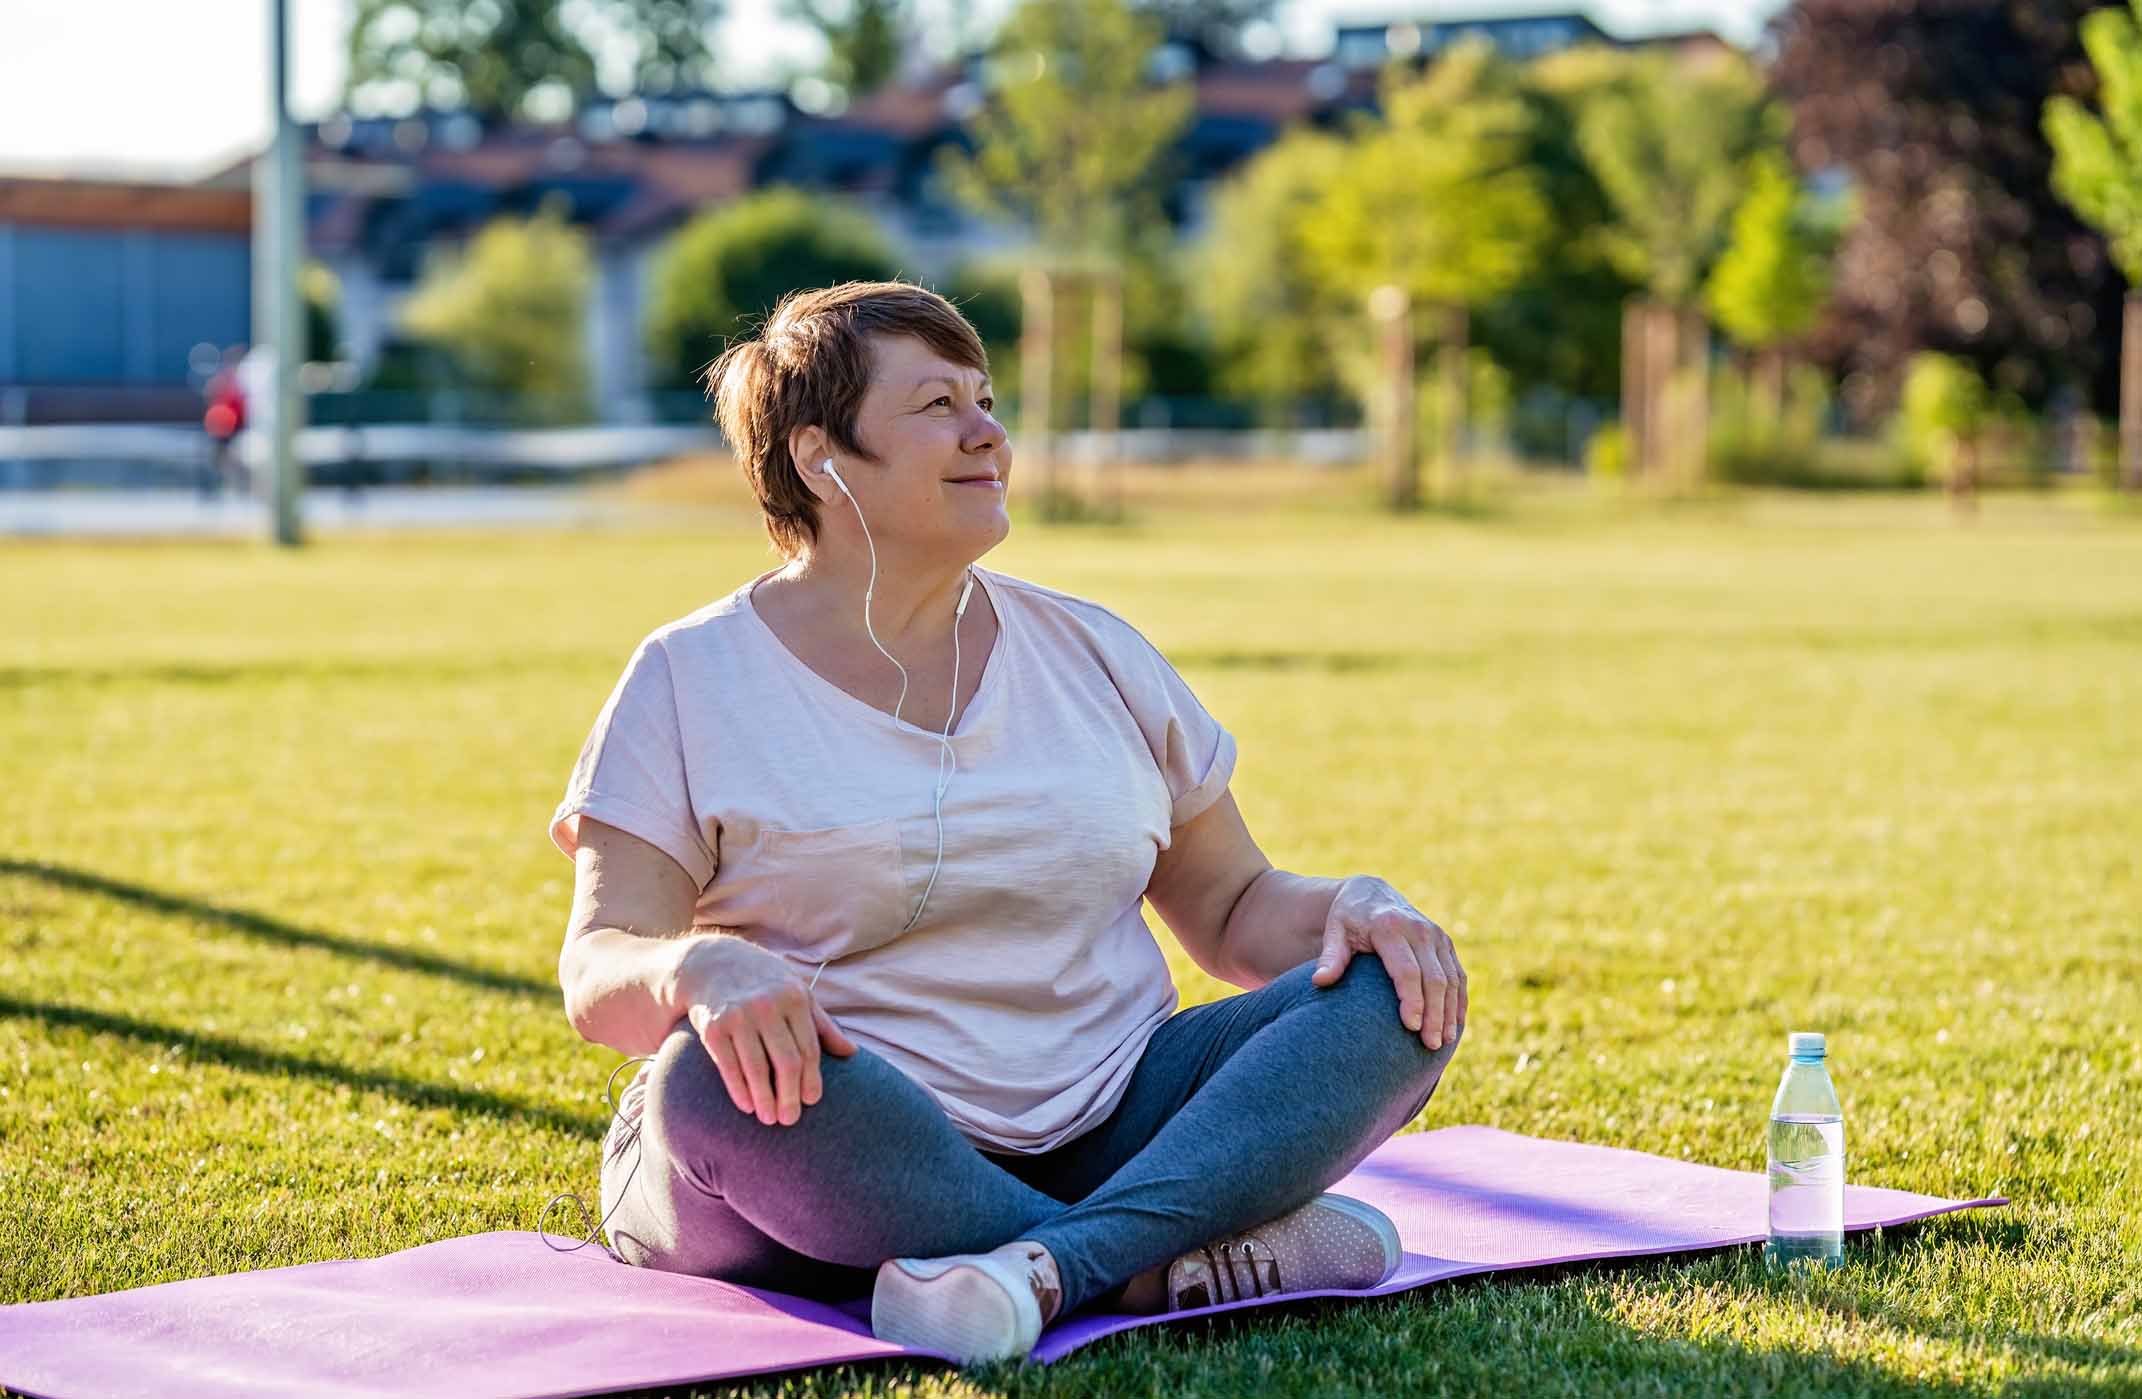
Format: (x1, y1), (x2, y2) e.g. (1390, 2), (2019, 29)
(550, 281), (1468, 1363)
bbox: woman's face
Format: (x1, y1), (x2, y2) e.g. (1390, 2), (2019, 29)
(820, 333), (1012, 558)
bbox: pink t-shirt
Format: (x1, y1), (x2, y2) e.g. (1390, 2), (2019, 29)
(550, 563), (1238, 1153)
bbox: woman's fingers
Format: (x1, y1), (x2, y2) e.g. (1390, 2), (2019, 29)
(1430, 932), (1465, 1046)
(752, 1004), (806, 1126)
(690, 1005), (753, 1114)
(728, 1019), (778, 1125)
(813, 999), (858, 1057)
(781, 994), (824, 1108)
(1367, 924), (1429, 1039)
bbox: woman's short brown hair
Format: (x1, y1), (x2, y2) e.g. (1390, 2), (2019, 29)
(707, 280), (990, 560)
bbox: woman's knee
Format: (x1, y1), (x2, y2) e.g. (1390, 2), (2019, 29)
(1321, 955), (1467, 1071)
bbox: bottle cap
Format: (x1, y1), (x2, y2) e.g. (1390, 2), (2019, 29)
(1788, 1031), (1825, 1058)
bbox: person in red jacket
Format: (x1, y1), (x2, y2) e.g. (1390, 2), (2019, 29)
(201, 349), (248, 498)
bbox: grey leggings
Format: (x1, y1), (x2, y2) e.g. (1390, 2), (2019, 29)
(598, 954), (1461, 1315)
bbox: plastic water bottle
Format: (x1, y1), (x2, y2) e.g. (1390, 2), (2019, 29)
(1765, 1030), (1845, 1269)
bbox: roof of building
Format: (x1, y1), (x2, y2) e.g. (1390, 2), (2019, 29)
(0, 176), (250, 234)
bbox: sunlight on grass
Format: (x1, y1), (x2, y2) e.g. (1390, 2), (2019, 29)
(4, 476), (2138, 1395)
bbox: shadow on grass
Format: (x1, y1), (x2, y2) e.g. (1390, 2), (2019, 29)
(0, 858), (552, 1000)
(0, 994), (600, 1138)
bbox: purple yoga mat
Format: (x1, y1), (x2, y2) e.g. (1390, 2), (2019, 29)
(0, 1126), (2004, 1398)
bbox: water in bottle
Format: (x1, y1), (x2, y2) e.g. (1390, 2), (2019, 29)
(1765, 1030), (1845, 1269)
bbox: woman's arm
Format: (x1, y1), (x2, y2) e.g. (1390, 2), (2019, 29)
(1144, 791), (1338, 988)
(558, 815), (719, 1055)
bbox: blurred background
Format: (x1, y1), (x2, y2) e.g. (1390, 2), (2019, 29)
(3, 0), (2141, 531)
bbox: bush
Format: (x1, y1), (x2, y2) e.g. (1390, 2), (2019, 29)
(1893, 352), (1989, 487)
(1585, 422), (1628, 482)
(644, 190), (902, 392)
(395, 202), (593, 424)
(1708, 361), (1827, 486)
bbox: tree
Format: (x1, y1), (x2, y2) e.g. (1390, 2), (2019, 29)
(344, 0), (723, 121)
(1770, 0), (2120, 424)
(1705, 150), (1842, 423)
(1575, 49), (1780, 481)
(1472, 47), (1643, 414)
(782, 0), (908, 97)
(2044, 0), (2142, 490)
(938, 0), (1193, 261)
(643, 190), (901, 391)
(938, 0), (1192, 515)
(1193, 127), (1353, 413)
(1301, 41), (1550, 499)
(397, 202), (593, 421)
(1128, 0), (1280, 58)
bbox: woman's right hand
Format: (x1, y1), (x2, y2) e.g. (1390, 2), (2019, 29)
(682, 936), (856, 1127)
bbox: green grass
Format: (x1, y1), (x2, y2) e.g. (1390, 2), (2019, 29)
(4, 475), (2139, 1396)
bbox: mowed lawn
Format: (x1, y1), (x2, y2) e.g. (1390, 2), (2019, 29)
(3, 474), (2138, 1396)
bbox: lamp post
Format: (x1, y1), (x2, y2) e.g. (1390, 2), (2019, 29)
(253, 0), (305, 546)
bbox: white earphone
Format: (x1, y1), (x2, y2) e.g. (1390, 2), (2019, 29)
(813, 456), (970, 986)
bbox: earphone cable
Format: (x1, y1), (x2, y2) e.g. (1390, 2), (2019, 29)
(538, 1053), (656, 1258)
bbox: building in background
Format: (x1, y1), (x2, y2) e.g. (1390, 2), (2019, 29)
(0, 179), (250, 424)
(2, 9), (1731, 427)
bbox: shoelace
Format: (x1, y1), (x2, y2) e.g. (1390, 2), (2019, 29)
(1020, 1248), (1062, 1324)
(1196, 1237), (1281, 1303)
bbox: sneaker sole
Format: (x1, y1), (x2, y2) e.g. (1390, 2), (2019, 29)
(870, 1258), (1028, 1363)
(1310, 1193), (1403, 1286)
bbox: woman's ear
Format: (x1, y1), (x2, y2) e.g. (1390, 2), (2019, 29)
(787, 427), (831, 501)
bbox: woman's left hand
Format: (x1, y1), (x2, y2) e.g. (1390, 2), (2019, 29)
(1310, 875), (1467, 1051)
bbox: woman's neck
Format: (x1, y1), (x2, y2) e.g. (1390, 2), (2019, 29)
(768, 551), (975, 653)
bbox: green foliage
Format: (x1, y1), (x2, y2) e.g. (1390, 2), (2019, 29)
(937, 0), (1193, 259)
(1417, 348), (1514, 456)
(1472, 47), (1645, 403)
(1708, 361), (1841, 487)
(396, 203), (592, 422)
(2045, 0), (2142, 285)
(781, 0), (906, 96)
(1584, 421), (1628, 482)
(1895, 352), (1991, 483)
(641, 190), (901, 392)
(1705, 151), (1839, 352)
(1301, 41), (1550, 312)
(343, 0), (722, 120)
(1192, 127), (1353, 407)
(1576, 50), (1784, 305)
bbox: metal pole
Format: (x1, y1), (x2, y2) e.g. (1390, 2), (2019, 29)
(256, 0), (305, 545)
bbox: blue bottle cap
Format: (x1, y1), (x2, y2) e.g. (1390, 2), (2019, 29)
(1788, 1031), (1825, 1058)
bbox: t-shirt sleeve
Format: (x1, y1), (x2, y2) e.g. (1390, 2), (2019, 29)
(548, 637), (718, 889)
(1105, 613), (1238, 828)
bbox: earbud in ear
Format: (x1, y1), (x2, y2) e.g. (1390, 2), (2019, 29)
(822, 457), (850, 498)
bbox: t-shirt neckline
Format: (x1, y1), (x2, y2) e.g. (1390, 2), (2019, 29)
(741, 564), (1011, 742)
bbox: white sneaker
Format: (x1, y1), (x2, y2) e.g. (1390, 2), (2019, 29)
(1164, 1193), (1401, 1309)
(870, 1239), (1062, 1363)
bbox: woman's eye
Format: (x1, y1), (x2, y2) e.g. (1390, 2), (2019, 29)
(979, 398), (993, 412)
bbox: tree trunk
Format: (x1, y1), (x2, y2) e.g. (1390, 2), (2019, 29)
(1621, 300), (1648, 476)
(1089, 267), (1123, 519)
(1438, 303), (1468, 498)
(1758, 347), (1787, 432)
(1371, 285), (1417, 511)
(2122, 293), (2142, 492)
(1020, 265), (1055, 513)
(1644, 300), (1677, 479)
(1680, 307), (1709, 487)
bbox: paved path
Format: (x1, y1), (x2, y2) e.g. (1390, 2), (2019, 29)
(1, 487), (666, 538)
